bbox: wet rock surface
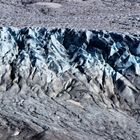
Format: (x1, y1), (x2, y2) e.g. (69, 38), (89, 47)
(0, 27), (140, 139)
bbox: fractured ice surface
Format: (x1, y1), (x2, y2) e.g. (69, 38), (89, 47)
(0, 27), (140, 139)
(0, 27), (140, 81)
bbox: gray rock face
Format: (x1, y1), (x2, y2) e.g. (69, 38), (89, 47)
(0, 27), (140, 140)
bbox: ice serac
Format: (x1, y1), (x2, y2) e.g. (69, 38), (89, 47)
(0, 27), (140, 140)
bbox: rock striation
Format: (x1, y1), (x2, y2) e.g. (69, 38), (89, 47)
(0, 27), (140, 140)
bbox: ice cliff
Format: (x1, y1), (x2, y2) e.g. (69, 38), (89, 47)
(0, 27), (140, 140)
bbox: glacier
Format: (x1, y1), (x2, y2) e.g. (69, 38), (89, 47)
(0, 27), (140, 140)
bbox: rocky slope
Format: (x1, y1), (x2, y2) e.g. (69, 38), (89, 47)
(1, 0), (140, 33)
(0, 27), (140, 139)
